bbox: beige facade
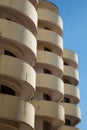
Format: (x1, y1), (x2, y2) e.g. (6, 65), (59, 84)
(0, 0), (81, 130)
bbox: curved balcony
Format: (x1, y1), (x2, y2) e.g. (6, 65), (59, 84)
(0, 19), (37, 66)
(37, 29), (63, 56)
(0, 55), (36, 100)
(0, 94), (35, 130)
(35, 51), (63, 78)
(63, 66), (79, 86)
(0, 0), (37, 34)
(39, 0), (58, 14)
(63, 49), (78, 68)
(61, 103), (81, 126)
(36, 74), (64, 102)
(59, 126), (80, 130)
(31, 100), (64, 128)
(38, 8), (63, 35)
(64, 84), (80, 104)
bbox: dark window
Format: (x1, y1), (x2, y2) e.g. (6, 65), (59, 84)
(4, 50), (16, 57)
(44, 69), (51, 74)
(6, 18), (12, 21)
(0, 85), (15, 95)
(64, 97), (70, 103)
(64, 62), (68, 66)
(63, 79), (71, 84)
(44, 27), (50, 30)
(43, 94), (51, 101)
(44, 47), (51, 52)
(43, 121), (51, 130)
(65, 119), (71, 126)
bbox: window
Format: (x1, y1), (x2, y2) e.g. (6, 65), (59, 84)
(64, 97), (70, 103)
(65, 119), (71, 126)
(44, 69), (51, 74)
(4, 50), (16, 57)
(63, 79), (71, 84)
(0, 85), (15, 95)
(43, 94), (51, 101)
(64, 62), (68, 66)
(44, 47), (51, 52)
(43, 121), (51, 130)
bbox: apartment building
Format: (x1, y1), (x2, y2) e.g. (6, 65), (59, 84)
(0, 0), (81, 130)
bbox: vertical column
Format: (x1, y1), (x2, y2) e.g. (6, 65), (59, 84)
(0, 0), (38, 129)
(31, 1), (64, 130)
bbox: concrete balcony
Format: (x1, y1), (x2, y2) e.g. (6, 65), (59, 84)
(35, 51), (63, 78)
(0, 94), (35, 130)
(59, 126), (80, 130)
(37, 29), (63, 56)
(36, 74), (64, 102)
(61, 103), (81, 126)
(0, 55), (36, 100)
(38, 8), (63, 35)
(63, 66), (79, 86)
(0, 18), (37, 66)
(39, 0), (58, 14)
(64, 84), (80, 104)
(63, 49), (78, 68)
(31, 100), (64, 128)
(0, 0), (37, 34)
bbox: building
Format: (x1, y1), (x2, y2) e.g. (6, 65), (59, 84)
(0, 0), (81, 130)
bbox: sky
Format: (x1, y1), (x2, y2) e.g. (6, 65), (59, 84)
(49, 0), (87, 129)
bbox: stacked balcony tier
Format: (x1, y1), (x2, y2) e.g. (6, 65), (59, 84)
(38, 1), (63, 35)
(37, 29), (63, 56)
(36, 74), (64, 102)
(31, 100), (64, 129)
(0, 18), (37, 66)
(0, 94), (35, 130)
(35, 51), (63, 78)
(0, 0), (37, 35)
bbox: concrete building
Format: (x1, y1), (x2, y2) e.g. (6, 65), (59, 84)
(0, 0), (81, 130)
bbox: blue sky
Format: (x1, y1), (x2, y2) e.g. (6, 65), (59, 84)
(50, 0), (87, 129)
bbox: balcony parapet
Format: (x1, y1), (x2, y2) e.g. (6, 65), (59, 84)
(0, 0), (37, 34)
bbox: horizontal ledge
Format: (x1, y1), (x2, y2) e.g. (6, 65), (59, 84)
(38, 8), (63, 35)
(0, 0), (37, 34)
(0, 55), (36, 100)
(36, 73), (64, 102)
(0, 94), (35, 130)
(0, 18), (37, 66)
(35, 51), (63, 78)
(37, 29), (63, 56)
(63, 49), (78, 68)
(31, 100), (64, 128)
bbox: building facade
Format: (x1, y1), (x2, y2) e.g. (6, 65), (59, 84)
(0, 0), (81, 130)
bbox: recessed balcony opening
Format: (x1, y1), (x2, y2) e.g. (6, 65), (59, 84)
(44, 47), (51, 52)
(44, 69), (51, 74)
(4, 50), (16, 57)
(6, 18), (12, 21)
(44, 27), (51, 31)
(64, 97), (70, 103)
(0, 85), (15, 96)
(65, 118), (71, 126)
(43, 121), (51, 130)
(64, 62), (69, 66)
(43, 94), (51, 101)
(63, 78), (71, 84)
